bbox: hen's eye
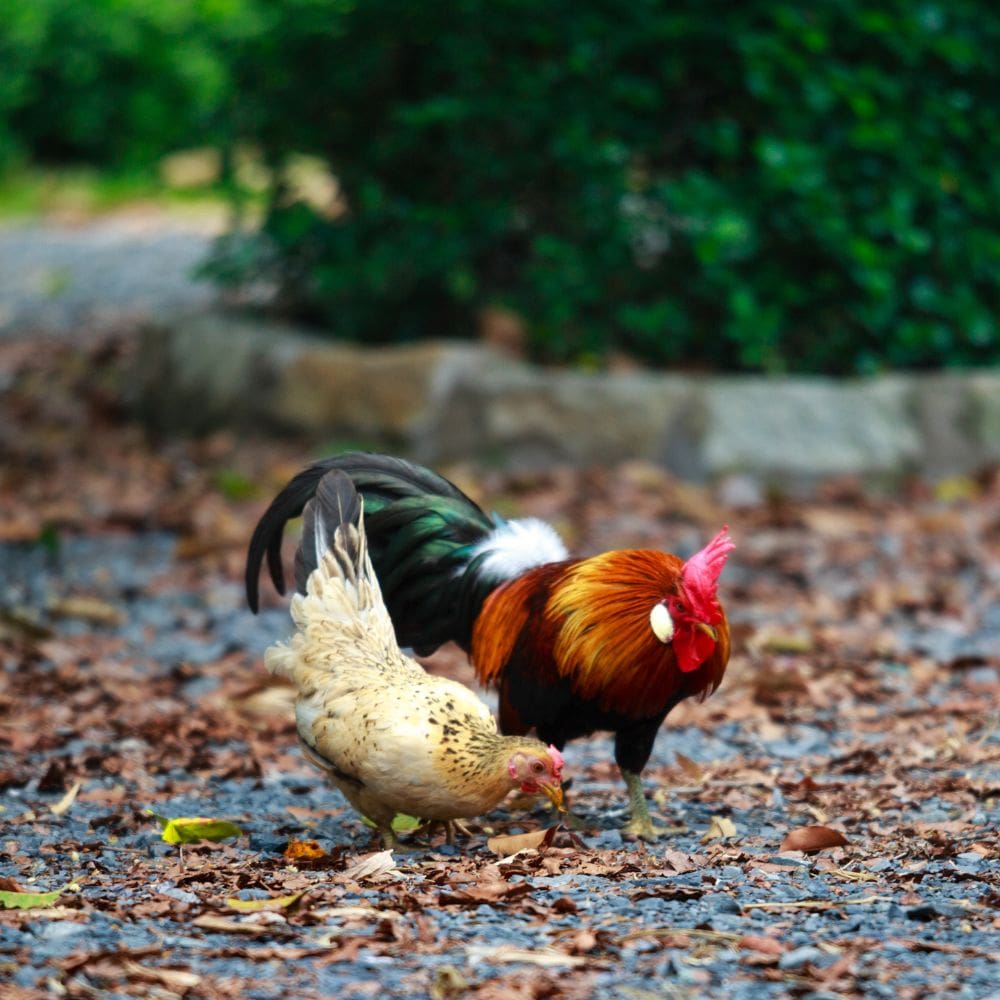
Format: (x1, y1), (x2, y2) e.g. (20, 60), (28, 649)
(531, 761), (544, 774)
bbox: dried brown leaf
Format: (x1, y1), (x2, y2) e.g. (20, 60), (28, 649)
(738, 935), (785, 955)
(225, 891), (304, 913)
(48, 595), (124, 626)
(674, 752), (705, 782)
(120, 961), (201, 990)
(284, 838), (327, 864)
(49, 780), (81, 817)
(661, 849), (700, 874)
(430, 965), (468, 1000)
(465, 945), (588, 968)
(191, 915), (274, 935)
(342, 850), (399, 882)
(701, 815), (738, 843)
(486, 826), (557, 857)
(568, 930), (598, 954)
(780, 824), (850, 853)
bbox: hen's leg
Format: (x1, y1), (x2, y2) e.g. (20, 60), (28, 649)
(378, 825), (425, 852)
(444, 819), (474, 845)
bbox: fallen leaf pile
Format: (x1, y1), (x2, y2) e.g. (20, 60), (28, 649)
(0, 337), (998, 998)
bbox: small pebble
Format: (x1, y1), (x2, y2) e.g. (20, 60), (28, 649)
(778, 945), (824, 970)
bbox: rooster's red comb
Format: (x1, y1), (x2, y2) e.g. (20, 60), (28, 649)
(681, 526), (734, 620)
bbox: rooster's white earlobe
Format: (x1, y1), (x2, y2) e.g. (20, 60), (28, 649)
(650, 603), (674, 643)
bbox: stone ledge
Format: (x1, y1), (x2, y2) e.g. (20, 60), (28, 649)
(130, 313), (1000, 489)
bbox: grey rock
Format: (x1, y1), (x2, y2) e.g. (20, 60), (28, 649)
(126, 315), (1000, 487)
(39, 920), (89, 941)
(969, 373), (1000, 463)
(129, 313), (309, 434)
(272, 337), (489, 445)
(715, 473), (766, 508)
(778, 945), (824, 970)
(663, 376), (922, 488)
(910, 373), (995, 477)
(423, 363), (690, 469)
(713, 897), (743, 914)
(155, 883), (201, 904)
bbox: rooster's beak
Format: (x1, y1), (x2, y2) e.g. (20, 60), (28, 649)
(695, 622), (718, 641)
(539, 783), (566, 812)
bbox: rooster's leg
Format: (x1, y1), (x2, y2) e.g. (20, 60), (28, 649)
(621, 771), (667, 840)
(615, 717), (679, 840)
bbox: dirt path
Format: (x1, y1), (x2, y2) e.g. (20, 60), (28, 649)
(0, 215), (220, 337)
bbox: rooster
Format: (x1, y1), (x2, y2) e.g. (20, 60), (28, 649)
(247, 453), (733, 840)
(263, 468), (566, 849)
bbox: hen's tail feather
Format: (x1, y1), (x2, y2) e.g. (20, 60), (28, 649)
(245, 452), (487, 613)
(265, 469), (407, 685)
(294, 469), (365, 597)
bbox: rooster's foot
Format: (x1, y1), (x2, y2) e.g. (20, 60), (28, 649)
(622, 815), (683, 841)
(621, 769), (680, 841)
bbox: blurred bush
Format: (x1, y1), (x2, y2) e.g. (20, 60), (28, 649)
(0, 1), (244, 167)
(2, 0), (999, 373)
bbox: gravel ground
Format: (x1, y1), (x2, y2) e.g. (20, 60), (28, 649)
(0, 217), (218, 337)
(1, 327), (998, 997)
(2, 522), (998, 999)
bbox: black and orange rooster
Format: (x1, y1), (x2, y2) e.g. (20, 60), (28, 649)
(246, 453), (733, 839)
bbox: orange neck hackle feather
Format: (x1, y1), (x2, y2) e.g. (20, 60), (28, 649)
(472, 550), (729, 719)
(547, 550), (689, 713)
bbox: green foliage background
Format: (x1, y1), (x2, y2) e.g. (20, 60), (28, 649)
(2, 0), (998, 373)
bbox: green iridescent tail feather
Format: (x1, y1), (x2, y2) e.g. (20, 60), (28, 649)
(245, 453), (498, 653)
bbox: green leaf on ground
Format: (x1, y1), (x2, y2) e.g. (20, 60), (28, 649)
(0, 887), (66, 910)
(147, 811), (243, 844)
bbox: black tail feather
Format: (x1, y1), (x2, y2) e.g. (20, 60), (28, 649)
(247, 460), (334, 612)
(245, 452), (484, 613)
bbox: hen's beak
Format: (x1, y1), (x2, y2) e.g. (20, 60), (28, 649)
(539, 782), (566, 812)
(696, 622), (718, 641)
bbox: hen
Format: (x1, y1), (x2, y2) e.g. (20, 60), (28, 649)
(248, 453), (732, 840)
(262, 468), (566, 849)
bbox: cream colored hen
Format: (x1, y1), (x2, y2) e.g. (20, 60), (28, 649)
(264, 470), (565, 849)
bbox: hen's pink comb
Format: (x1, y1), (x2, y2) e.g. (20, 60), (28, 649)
(548, 745), (565, 778)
